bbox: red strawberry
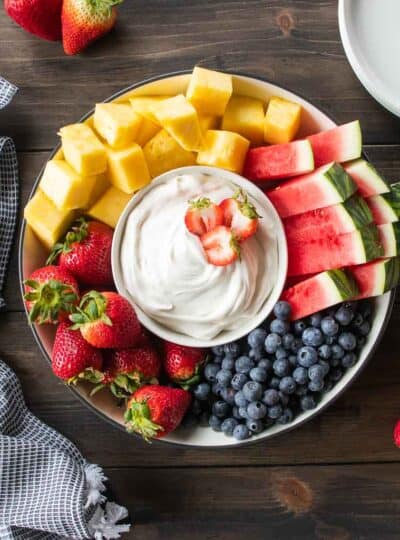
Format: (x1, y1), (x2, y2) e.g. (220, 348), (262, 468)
(23, 265), (79, 324)
(124, 385), (191, 440)
(4, 0), (63, 41)
(200, 225), (240, 267)
(94, 346), (161, 398)
(394, 420), (400, 448)
(61, 0), (123, 56)
(219, 189), (260, 240)
(70, 290), (142, 349)
(47, 218), (113, 287)
(52, 322), (103, 383)
(184, 197), (224, 236)
(164, 342), (206, 388)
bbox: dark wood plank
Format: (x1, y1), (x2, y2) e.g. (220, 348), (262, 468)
(104, 464), (400, 539)
(0, 0), (399, 150)
(1, 303), (399, 468)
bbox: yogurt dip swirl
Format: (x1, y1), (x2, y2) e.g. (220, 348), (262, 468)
(119, 172), (278, 341)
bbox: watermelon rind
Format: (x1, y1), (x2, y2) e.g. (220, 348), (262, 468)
(366, 194), (398, 224)
(382, 182), (400, 216)
(326, 268), (359, 299)
(342, 195), (373, 229)
(378, 222), (400, 257)
(324, 162), (357, 202)
(358, 224), (384, 261)
(344, 159), (390, 197)
(351, 257), (400, 298)
(383, 256), (400, 292)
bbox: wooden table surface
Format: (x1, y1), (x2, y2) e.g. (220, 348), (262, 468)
(1, 1), (400, 538)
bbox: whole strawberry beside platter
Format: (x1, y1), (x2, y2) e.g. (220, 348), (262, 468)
(4, 0), (63, 41)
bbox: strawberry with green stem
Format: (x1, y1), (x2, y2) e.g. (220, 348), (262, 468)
(219, 188), (261, 240)
(163, 342), (207, 389)
(184, 197), (223, 236)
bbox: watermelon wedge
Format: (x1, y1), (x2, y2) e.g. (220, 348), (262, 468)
(366, 182), (400, 224)
(307, 120), (362, 168)
(266, 162), (357, 218)
(350, 257), (400, 300)
(344, 159), (389, 197)
(281, 269), (359, 320)
(243, 140), (314, 181)
(287, 225), (384, 276)
(378, 222), (400, 257)
(284, 195), (373, 244)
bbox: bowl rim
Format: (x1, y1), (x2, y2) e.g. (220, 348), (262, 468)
(111, 164), (288, 347)
(18, 69), (396, 449)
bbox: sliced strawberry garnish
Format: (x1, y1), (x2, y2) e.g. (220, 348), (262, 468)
(184, 197), (224, 236)
(200, 225), (240, 267)
(219, 189), (261, 241)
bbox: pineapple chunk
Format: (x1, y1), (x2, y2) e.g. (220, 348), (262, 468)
(107, 144), (151, 194)
(93, 103), (143, 149)
(264, 96), (302, 144)
(88, 186), (132, 229)
(199, 114), (219, 134)
(143, 129), (196, 178)
(129, 96), (171, 124)
(135, 117), (160, 146)
(222, 96), (265, 146)
(59, 123), (107, 176)
(40, 160), (96, 210)
(86, 173), (110, 208)
(196, 130), (250, 173)
(186, 66), (232, 116)
(24, 189), (76, 249)
(151, 95), (203, 151)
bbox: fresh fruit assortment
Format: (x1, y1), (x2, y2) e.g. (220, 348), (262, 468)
(22, 66), (399, 443)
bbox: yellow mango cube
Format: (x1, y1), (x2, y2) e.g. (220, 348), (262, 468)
(151, 95), (203, 151)
(93, 103), (143, 149)
(264, 96), (302, 144)
(143, 129), (196, 178)
(135, 117), (160, 146)
(129, 96), (171, 124)
(186, 66), (232, 116)
(196, 130), (250, 173)
(107, 144), (151, 194)
(86, 173), (110, 208)
(88, 186), (132, 229)
(199, 114), (219, 134)
(222, 96), (265, 146)
(40, 160), (96, 210)
(59, 123), (107, 176)
(24, 189), (76, 249)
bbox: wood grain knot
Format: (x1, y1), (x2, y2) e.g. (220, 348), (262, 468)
(276, 9), (295, 36)
(276, 476), (314, 514)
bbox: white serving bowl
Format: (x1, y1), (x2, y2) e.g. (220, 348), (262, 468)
(111, 165), (288, 348)
(19, 71), (395, 448)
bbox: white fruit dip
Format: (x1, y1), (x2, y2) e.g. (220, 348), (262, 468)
(119, 172), (278, 340)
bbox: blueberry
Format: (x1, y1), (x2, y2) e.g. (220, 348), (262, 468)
(291, 337), (303, 353)
(335, 306), (354, 326)
(212, 400), (231, 418)
(232, 406), (242, 420)
(204, 363), (220, 382)
(295, 384), (308, 396)
(338, 332), (357, 351)
(231, 372), (248, 390)
(323, 379), (334, 392)
(249, 367), (268, 383)
(238, 406), (249, 419)
(258, 358), (272, 371)
(342, 301), (358, 312)
(209, 415), (222, 431)
(193, 382), (210, 401)
(273, 300), (291, 320)
(288, 355), (298, 368)
(302, 327), (324, 347)
(221, 356), (235, 371)
(234, 390), (248, 408)
(325, 336), (337, 346)
(293, 366), (308, 385)
(247, 401), (267, 420)
(357, 336), (366, 349)
(279, 376), (296, 395)
(275, 347), (288, 360)
(321, 316), (339, 337)
(276, 408), (294, 425)
(268, 404), (283, 419)
(358, 321), (371, 337)
(221, 387), (236, 406)
(282, 333), (295, 350)
(359, 301), (372, 319)
(211, 345), (224, 356)
(318, 359), (330, 377)
(278, 391), (289, 406)
(294, 320), (307, 336)
(191, 399), (202, 416)
(273, 357), (290, 377)
(269, 376), (281, 390)
(262, 388), (280, 406)
(211, 382), (224, 398)
(331, 344), (345, 360)
(233, 424), (251, 441)
(243, 381), (263, 402)
(224, 342), (242, 357)
(300, 395), (316, 411)
(352, 312), (364, 329)
(235, 356), (254, 374)
(213, 356), (223, 364)
(221, 417), (238, 436)
(318, 344), (332, 359)
(270, 318), (290, 336)
(216, 369), (233, 387)
(249, 347), (264, 361)
(246, 418), (263, 433)
(248, 328), (268, 349)
(264, 333), (282, 354)
(308, 364), (325, 381)
(310, 313), (322, 327)
(297, 346), (318, 367)
(330, 367), (343, 382)
(342, 353), (357, 369)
